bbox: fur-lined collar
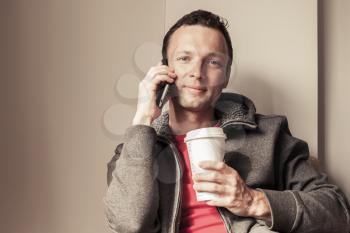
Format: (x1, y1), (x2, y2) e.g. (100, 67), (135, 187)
(151, 92), (257, 140)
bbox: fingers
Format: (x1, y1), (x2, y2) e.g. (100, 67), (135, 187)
(192, 161), (255, 217)
(198, 161), (239, 178)
(193, 182), (228, 194)
(198, 161), (234, 174)
(193, 171), (225, 184)
(146, 74), (175, 92)
(193, 180), (243, 208)
(145, 63), (175, 80)
(206, 197), (237, 207)
(140, 62), (177, 91)
(143, 66), (177, 88)
(193, 178), (237, 194)
(133, 61), (174, 124)
(193, 161), (241, 199)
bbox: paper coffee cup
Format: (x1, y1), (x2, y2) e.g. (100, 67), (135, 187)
(184, 127), (227, 201)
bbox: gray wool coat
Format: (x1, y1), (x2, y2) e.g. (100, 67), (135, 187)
(103, 92), (350, 233)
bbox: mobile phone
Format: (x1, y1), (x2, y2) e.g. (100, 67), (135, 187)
(155, 58), (171, 108)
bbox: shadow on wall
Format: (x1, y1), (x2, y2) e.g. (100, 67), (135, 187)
(227, 72), (275, 115)
(317, 0), (326, 172)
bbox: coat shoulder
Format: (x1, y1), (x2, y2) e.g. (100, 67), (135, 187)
(254, 113), (290, 133)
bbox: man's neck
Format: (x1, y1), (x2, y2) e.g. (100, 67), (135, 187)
(168, 102), (217, 136)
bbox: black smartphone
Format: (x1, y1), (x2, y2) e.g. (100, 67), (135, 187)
(155, 58), (171, 108)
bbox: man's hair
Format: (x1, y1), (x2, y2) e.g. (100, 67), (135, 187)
(161, 9), (233, 67)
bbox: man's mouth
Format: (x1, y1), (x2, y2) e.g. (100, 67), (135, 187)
(183, 85), (206, 94)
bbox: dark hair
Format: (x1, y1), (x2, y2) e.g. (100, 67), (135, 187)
(161, 9), (233, 67)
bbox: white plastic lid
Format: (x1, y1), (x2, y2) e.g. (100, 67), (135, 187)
(184, 127), (226, 142)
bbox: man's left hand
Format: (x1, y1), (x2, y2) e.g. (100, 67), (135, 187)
(193, 160), (272, 224)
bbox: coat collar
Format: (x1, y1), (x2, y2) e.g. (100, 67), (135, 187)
(151, 92), (257, 140)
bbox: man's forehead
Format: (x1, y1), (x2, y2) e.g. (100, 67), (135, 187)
(167, 25), (228, 57)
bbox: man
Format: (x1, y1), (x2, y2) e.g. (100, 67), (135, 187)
(103, 10), (350, 233)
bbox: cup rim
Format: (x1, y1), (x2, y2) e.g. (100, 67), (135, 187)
(184, 127), (227, 142)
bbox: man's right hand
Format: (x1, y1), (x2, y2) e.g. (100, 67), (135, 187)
(132, 61), (177, 126)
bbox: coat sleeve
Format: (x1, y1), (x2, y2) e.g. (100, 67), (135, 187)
(260, 117), (350, 233)
(102, 125), (161, 233)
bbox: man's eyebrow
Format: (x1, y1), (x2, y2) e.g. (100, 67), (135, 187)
(174, 50), (226, 58)
(174, 50), (193, 55)
(207, 52), (226, 58)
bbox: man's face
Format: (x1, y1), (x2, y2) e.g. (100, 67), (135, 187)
(167, 25), (231, 111)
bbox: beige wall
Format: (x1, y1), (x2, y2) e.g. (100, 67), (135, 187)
(320, 0), (350, 199)
(0, 1), (349, 233)
(1, 1), (165, 233)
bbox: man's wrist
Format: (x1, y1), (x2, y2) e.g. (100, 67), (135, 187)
(248, 189), (272, 226)
(132, 114), (152, 126)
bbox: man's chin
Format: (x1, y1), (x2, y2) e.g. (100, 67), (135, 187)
(171, 97), (213, 112)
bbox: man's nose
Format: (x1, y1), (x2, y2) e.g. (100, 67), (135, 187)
(189, 60), (203, 79)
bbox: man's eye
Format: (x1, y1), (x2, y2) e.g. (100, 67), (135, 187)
(208, 59), (222, 67)
(176, 56), (190, 62)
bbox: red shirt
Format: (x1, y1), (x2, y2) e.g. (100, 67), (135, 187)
(174, 132), (227, 233)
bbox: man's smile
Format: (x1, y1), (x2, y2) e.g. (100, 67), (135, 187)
(183, 84), (207, 95)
